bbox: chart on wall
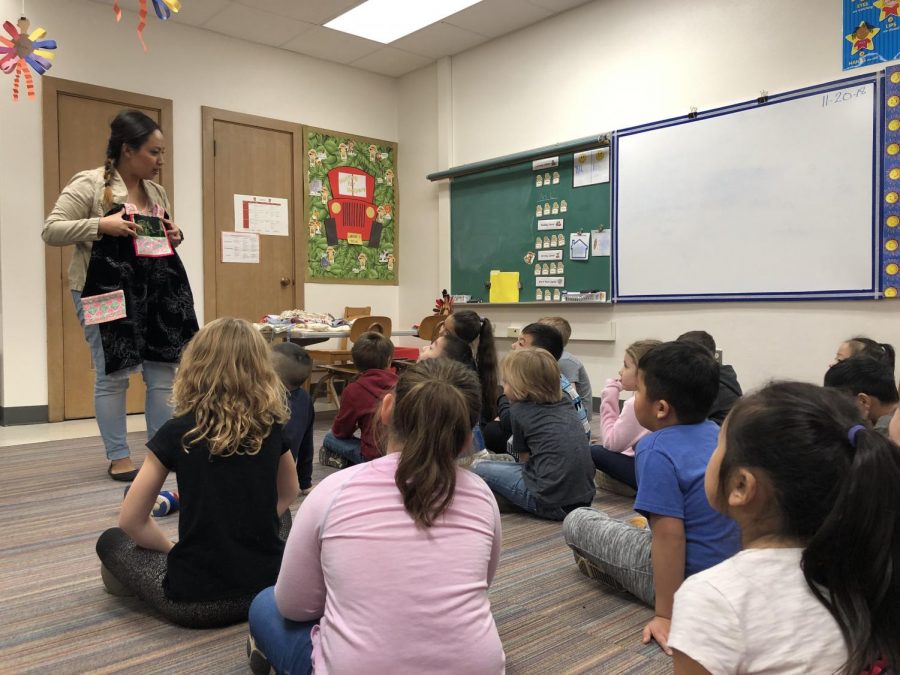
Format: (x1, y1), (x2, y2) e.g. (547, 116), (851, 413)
(843, 0), (900, 70)
(304, 127), (398, 284)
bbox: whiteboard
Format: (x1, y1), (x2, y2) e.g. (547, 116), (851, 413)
(614, 77), (879, 301)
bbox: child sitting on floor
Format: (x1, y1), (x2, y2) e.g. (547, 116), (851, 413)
(95, 318), (298, 628)
(669, 382), (899, 674)
(676, 330), (742, 426)
(563, 341), (740, 654)
(271, 342), (316, 495)
(592, 339), (660, 491)
(539, 316), (593, 419)
(320, 331), (397, 468)
(472, 348), (595, 520)
(824, 355), (899, 435)
(247, 359), (505, 675)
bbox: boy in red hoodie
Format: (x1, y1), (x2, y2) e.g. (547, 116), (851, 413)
(320, 331), (397, 469)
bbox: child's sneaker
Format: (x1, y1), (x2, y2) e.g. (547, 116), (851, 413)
(594, 471), (636, 498)
(470, 449), (517, 466)
(123, 486), (180, 517)
(571, 548), (628, 594)
(318, 446), (349, 469)
(246, 635), (273, 675)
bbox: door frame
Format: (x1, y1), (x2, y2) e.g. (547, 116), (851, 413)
(200, 107), (305, 320)
(42, 77), (174, 422)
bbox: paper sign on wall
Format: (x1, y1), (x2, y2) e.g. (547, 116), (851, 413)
(537, 218), (564, 230)
(573, 147), (610, 188)
(233, 194), (289, 236)
(569, 232), (591, 260)
(489, 270), (520, 303)
(591, 229), (611, 257)
(222, 232), (260, 264)
(538, 249), (563, 261)
(536, 276), (565, 287)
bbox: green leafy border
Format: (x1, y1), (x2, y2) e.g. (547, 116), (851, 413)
(304, 127), (398, 284)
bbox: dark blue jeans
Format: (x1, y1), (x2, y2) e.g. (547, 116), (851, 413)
(323, 432), (365, 465)
(590, 445), (637, 490)
(248, 587), (317, 675)
(472, 461), (571, 521)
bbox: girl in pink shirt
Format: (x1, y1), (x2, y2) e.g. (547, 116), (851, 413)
(247, 358), (506, 675)
(591, 339), (660, 490)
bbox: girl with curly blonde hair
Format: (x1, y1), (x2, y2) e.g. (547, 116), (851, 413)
(96, 318), (297, 628)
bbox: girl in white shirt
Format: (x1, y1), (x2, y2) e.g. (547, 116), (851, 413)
(669, 381), (899, 675)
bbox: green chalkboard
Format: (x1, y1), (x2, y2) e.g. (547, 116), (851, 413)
(450, 151), (611, 303)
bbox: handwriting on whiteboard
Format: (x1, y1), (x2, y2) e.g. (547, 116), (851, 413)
(821, 87), (868, 108)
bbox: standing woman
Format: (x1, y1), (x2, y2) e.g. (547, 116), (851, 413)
(43, 110), (193, 481)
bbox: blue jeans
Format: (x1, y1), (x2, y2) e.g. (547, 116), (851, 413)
(73, 291), (175, 460)
(590, 445), (637, 490)
(471, 461), (569, 521)
(248, 587), (316, 675)
(323, 431), (365, 465)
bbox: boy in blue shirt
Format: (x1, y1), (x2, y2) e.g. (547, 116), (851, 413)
(563, 341), (740, 655)
(271, 342), (316, 495)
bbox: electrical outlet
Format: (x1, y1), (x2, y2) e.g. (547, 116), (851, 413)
(507, 326), (521, 338)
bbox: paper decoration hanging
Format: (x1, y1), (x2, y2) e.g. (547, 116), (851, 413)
(0, 17), (56, 102)
(113, 0), (181, 51)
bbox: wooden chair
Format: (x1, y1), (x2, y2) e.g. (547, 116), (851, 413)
(417, 314), (446, 343)
(316, 315), (393, 405)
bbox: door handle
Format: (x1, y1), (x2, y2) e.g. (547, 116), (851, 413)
(280, 277), (292, 287)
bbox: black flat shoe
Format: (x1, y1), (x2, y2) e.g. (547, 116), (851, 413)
(108, 464), (139, 482)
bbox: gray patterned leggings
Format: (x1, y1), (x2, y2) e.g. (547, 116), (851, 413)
(95, 512), (292, 628)
(562, 508), (655, 606)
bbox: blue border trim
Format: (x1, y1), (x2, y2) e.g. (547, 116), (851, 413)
(612, 73), (881, 302)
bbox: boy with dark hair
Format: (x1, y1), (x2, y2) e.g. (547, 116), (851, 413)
(676, 330), (742, 425)
(539, 316), (593, 420)
(563, 341), (740, 654)
(271, 342), (316, 494)
(824, 356), (899, 433)
(320, 332), (397, 469)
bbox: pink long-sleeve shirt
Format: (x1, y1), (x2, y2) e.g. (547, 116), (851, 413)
(598, 378), (650, 457)
(274, 452), (506, 674)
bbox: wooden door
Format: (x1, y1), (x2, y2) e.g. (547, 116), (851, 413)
(202, 108), (304, 321)
(43, 79), (174, 421)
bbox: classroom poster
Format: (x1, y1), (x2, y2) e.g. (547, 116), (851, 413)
(304, 127), (398, 284)
(843, 0), (900, 70)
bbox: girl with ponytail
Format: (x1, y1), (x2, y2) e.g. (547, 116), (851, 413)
(669, 382), (899, 674)
(442, 310), (500, 423)
(43, 110), (192, 481)
(247, 358), (505, 675)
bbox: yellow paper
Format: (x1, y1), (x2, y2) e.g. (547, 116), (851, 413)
(489, 271), (520, 303)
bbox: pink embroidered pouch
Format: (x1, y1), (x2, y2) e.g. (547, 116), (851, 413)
(82, 290), (127, 325)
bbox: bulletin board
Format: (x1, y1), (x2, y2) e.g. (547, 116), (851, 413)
(303, 127), (399, 285)
(450, 150), (612, 304)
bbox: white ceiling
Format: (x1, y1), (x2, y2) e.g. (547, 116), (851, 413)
(86, 0), (593, 77)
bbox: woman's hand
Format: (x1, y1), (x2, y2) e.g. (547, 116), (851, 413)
(99, 212), (140, 238)
(163, 218), (183, 248)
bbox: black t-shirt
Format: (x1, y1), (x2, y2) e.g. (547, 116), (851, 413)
(149, 413), (288, 602)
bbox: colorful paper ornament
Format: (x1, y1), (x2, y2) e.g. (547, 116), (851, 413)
(113, 0), (181, 51)
(0, 17), (56, 102)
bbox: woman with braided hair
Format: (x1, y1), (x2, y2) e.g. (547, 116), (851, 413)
(43, 110), (195, 481)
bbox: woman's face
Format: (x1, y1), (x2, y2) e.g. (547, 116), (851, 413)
(619, 352), (639, 391)
(419, 336), (447, 361)
(831, 341), (854, 366)
(121, 129), (165, 181)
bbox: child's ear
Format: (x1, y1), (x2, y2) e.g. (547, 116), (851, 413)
(727, 468), (758, 508)
(656, 399), (671, 420)
(380, 392), (395, 425)
(856, 392), (872, 415)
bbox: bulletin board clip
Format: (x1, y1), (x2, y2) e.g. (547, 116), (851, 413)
(757, 90), (769, 104)
(688, 106), (699, 120)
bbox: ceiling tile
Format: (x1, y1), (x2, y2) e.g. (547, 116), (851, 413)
(233, 0), (365, 25)
(349, 47), (433, 78)
(202, 3), (315, 46)
(391, 21), (490, 59)
(281, 26), (381, 63)
(528, 0), (594, 11)
(444, 0), (553, 39)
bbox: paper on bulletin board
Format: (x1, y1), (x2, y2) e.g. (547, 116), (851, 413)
(573, 147), (610, 187)
(538, 249), (563, 261)
(489, 270), (520, 303)
(222, 232), (260, 264)
(569, 232), (591, 260)
(591, 229), (611, 257)
(233, 194), (289, 236)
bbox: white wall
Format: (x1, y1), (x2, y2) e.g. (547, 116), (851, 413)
(0, 0), (400, 409)
(397, 0), (900, 392)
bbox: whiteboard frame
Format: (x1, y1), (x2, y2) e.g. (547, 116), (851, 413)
(611, 73), (882, 303)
